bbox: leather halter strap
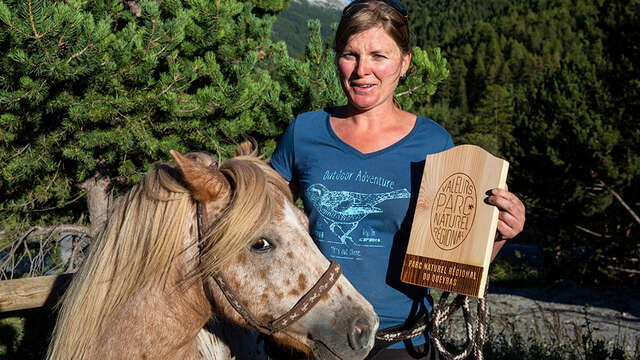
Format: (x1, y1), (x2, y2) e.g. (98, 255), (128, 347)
(197, 202), (342, 335)
(213, 260), (342, 335)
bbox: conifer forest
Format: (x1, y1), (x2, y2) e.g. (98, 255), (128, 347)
(0, 0), (638, 309)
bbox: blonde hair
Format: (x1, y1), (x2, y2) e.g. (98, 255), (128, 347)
(48, 148), (290, 359)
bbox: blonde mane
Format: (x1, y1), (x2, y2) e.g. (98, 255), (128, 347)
(196, 152), (292, 281)
(48, 149), (291, 359)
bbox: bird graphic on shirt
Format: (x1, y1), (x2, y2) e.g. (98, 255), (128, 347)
(305, 184), (411, 244)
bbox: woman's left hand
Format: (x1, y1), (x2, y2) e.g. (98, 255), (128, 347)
(487, 185), (526, 240)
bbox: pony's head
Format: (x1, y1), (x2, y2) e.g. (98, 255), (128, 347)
(173, 143), (378, 359)
(48, 143), (377, 359)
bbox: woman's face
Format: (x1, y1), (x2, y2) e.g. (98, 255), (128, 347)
(337, 26), (411, 112)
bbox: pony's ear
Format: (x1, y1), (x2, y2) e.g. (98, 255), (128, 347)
(170, 150), (231, 202)
(234, 141), (257, 157)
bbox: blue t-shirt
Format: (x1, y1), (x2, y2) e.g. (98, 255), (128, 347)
(271, 108), (454, 348)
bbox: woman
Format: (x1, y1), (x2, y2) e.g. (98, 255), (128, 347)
(270, 1), (525, 358)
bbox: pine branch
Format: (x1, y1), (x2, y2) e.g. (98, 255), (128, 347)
(597, 180), (640, 225)
(145, 17), (157, 52)
(1, 13), (32, 39)
(395, 83), (426, 98)
(233, 96), (253, 111)
(57, 20), (78, 49)
(28, 0), (40, 39)
(31, 191), (86, 212)
(118, 111), (155, 153)
(1, 80), (48, 105)
(575, 225), (613, 238)
(9, 160), (61, 211)
(607, 265), (640, 275)
(66, 43), (92, 64)
(158, 73), (184, 97)
(3, 144), (31, 163)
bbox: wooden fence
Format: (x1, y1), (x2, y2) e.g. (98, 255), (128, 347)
(0, 274), (73, 312)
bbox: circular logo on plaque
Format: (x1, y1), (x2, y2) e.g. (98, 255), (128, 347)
(430, 173), (477, 250)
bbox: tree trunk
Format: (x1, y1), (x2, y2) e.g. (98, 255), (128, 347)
(78, 174), (112, 237)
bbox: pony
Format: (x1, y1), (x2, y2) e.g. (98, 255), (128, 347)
(47, 143), (378, 359)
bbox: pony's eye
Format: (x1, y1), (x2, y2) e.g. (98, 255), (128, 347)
(250, 238), (274, 253)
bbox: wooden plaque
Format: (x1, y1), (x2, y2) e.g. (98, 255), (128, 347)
(401, 145), (508, 298)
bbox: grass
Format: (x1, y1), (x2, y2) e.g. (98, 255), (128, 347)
(0, 308), (57, 360)
(479, 316), (640, 360)
(436, 304), (640, 360)
(425, 257), (640, 360)
(0, 317), (23, 357)
(481, 332), (638, 360)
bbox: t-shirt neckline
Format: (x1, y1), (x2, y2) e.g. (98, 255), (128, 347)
(324, 109), (420, 159)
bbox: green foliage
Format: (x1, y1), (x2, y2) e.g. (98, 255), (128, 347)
(0, 0), (295, 257)
(271, 0), (340, 55)
(489, 257), (542, 287)
(0, 0), (450, 276)
(396, 46), (449, 111)
(271, 19), (345, 114)
(424, 298), (639, 360)
(0, 308), (57, 360)
(479, 314), (638, 360)
(1, 4), (278, 198)
(406, 0), (639, 283)
(0, 317), (23, 357)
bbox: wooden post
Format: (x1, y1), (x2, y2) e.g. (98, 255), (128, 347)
(0, 273), (73, 312)
(401, 145), (508, 298)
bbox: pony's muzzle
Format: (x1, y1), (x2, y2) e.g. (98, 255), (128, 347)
(348, 316), (375, 351)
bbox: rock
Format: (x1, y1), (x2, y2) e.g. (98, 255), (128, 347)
(437, 284), (640, 354)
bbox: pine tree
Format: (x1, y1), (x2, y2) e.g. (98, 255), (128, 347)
(410, 0), (639, 282)
(0, 0), (450, 278)
(0, 0), (294, 275)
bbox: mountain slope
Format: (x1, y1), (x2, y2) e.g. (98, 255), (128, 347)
(301, 0), (349, 10)
(271, 0), (343, 55)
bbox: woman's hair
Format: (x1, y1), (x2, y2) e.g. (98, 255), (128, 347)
(334, 0), (411, 56)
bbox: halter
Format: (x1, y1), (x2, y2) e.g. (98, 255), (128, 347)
(196, 201), (342, 335)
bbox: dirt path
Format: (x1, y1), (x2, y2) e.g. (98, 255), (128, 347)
(442, 280), (640, 353)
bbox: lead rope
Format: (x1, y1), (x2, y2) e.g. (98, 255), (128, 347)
(429, 292), (487, 360)
(371, 286), (488, 360)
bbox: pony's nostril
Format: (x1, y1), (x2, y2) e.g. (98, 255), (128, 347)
(348, 317), (372, 350)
